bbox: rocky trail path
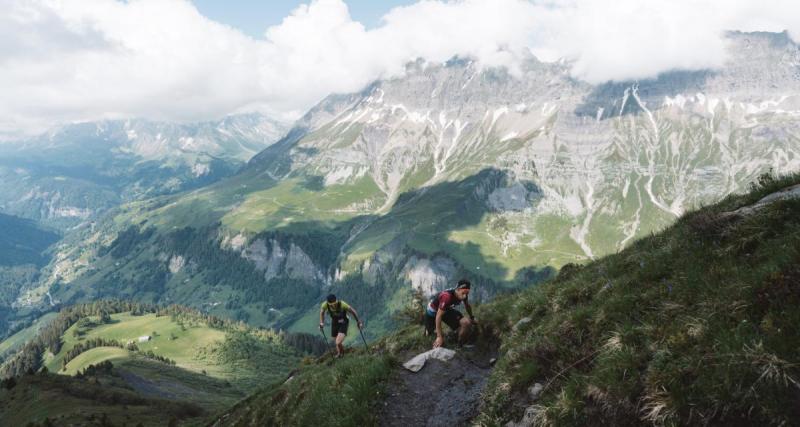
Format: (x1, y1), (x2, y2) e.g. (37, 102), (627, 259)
(379, 347), (496, 427)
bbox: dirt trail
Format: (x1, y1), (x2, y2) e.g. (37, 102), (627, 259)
(380, 348), (495, 427)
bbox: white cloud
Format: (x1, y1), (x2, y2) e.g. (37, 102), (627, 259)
(0, 0), (798, 138)
(531, 0), (800, 82)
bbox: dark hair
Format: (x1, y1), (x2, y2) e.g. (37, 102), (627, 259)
(456, 279), (471, 289)
(326, 294), (337, 303)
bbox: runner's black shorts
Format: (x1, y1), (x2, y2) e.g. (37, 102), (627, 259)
(425, 309), (463, 335)
(331, 316), (349, 337)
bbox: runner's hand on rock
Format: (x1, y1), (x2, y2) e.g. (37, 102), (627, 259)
(433, 336), (444, 348)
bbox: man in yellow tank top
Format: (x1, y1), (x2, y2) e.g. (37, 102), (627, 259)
(319, 294), (363, 358)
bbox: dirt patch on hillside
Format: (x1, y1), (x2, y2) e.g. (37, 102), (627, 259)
(380, 348), (495, 427)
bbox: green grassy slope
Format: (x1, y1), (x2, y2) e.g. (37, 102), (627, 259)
(216, 173), (800, 426)
(44, 312), (225, 374)
(41, 311), (301, 391)
(0, 312), (57, 359)
(61, 347), (133, 375)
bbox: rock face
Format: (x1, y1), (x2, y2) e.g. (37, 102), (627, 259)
(168, 255), (185, 274)
(402, 256), (457, 296)
(284, 243), (325, 283)
(241, 238), (328, 284)
(726, 183), (800, 217)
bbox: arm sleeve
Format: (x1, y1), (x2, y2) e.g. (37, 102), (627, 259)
(341, 301), (351, 311)
(320, 302), (328, 311)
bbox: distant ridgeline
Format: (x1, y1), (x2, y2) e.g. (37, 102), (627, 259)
(0, 300), (326, 379)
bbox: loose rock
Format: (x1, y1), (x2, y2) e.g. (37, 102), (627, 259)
(528, 383), (544, 401)
(512, 317), (533, 333)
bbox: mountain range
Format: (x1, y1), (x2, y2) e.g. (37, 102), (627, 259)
(1, 29), (800, 427)
(5, 31), (795, 339)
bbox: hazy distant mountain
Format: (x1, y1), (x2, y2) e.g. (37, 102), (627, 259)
(0, 114), (289, 229)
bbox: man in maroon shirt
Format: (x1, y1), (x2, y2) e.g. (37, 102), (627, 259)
(425, 279), (476, 348)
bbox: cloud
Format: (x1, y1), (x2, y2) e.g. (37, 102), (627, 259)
(0, 0), (798, 138)
(530, 0), (800, 82)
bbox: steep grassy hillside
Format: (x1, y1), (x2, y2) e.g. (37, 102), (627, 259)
(477, 173), (800, 426)
(216, 353), (395, 427)
(215, 173), (800, 426)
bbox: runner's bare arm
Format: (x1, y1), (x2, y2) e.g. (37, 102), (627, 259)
(432, 308), (446, 347)
(348, 307), (364, 328)
(436, 309), (445, 338)
(319, 307), (326, 328)
(464, 300), (475, 321)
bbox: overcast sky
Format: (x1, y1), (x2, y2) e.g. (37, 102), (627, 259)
(1, 0), (798, 139)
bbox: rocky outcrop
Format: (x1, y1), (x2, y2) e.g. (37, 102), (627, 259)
(487, 182), (541, 212)
(724, 184), (800, 217)
(401, 256), (457, 297)
(284, 243), (324, 283)
(168, 255), (185, 274)
(240, 237), (328, 285)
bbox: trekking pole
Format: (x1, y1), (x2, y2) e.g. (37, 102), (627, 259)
(319, 325), (334, 356)
(358, 324), (370, 354)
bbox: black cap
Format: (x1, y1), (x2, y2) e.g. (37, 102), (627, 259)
(456, 279), (471, 289)
(326, 294), (337, 303)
